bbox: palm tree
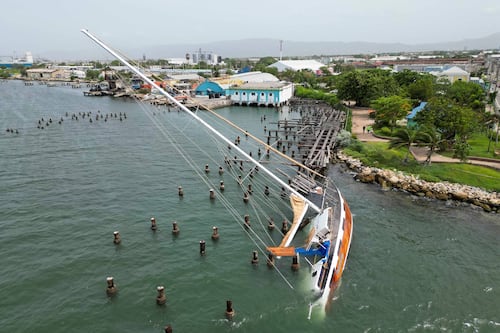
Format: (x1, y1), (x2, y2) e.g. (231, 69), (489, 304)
(388, 128), (419, 164)
(417, 126), (444, 165)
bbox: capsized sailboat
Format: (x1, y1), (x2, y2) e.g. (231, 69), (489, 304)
(81, 29), (353, 312)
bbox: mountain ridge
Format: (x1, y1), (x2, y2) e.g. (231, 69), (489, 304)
(46, 33), (500, 61)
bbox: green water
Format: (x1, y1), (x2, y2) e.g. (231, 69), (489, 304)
(1, 80), (499, 332)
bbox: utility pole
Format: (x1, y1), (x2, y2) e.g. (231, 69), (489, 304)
(279, 40), (283, 61)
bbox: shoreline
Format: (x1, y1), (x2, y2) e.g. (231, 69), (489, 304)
(336, 151), (499, 213)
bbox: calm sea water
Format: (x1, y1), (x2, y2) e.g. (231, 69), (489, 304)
(1, 79), (499, 333)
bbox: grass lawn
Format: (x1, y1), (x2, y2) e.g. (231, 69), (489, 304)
(343, 141), (500, 192)
(433, 133), (500, 160)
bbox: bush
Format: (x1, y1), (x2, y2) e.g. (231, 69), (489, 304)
(346, 139), (364, 153)
(336, 130), (352, 148)
(378, 126), (393, 136)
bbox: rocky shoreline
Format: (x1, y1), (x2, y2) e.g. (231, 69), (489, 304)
(336, 151), (500, 213)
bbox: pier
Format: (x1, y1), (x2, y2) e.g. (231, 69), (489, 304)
(270, 99), (347, 173)
(266, 99), (347, 196)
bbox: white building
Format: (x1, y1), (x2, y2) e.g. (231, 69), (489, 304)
(268, 60), (325, 73)
(227, 81), (294, 107)
(433, 66), (470, 83)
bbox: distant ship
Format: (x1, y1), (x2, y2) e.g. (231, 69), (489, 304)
(0, 52), (33, 68)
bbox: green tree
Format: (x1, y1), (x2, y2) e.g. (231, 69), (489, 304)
(453, 139), (471, 162)
(447, 80), (485, 111)
(371, 95), (412, 133)
(336, 69), (398, 106)
(86, 69), (101, 80)
(388, 127), (419, 164)
(393, 69), (420, 87)
(414, 96), (478, 156)
(417, 126), (445, 165)
(0, 69), (9, 78)
(407, 75), (435, 101)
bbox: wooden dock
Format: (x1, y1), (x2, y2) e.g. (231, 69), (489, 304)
(269, 99), (346, 172)
(267, 98), (347, 194)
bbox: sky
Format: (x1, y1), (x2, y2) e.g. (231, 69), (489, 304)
(1, 0), (500, 60)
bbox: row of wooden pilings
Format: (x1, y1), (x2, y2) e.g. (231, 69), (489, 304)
(108, 210), (300, 329)
(112, 215), (297, 262)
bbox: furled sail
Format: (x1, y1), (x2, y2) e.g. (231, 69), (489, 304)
(267, 194), (309, 256)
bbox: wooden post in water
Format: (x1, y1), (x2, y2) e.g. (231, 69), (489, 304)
(267, 252), (274, 268)
(106, 277), (117, 296)
(211, 226), (219, 241)
(113, 231), (121, 244)
(156, 286), (166, 305)
(199, 240), (206, 255)
(251, 250), (259, 265)
(225, 300), (235, 320)
(291, 255), (299, 271)
(268, 218), (275, 231)
(172, 221), (180, 236)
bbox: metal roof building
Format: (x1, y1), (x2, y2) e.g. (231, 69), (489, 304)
(267, 60), (325, 72)
(226, 81), (294, 107)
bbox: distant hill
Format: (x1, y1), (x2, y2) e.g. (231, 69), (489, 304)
(46, 33), (500, 61)
(139, 33), (500, 58)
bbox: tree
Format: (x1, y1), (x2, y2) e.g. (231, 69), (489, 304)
(393, 69), (420, 87)
(407, 75), (435, 101)
(447, 80), (485, 112)
(453, 139), (471, 162)
(371, 95), (412, 133)
(414, 97), (471, 142)
(417, 126), (445, 165)
(388, 127), (419, 164)
(336, 69), (399, 106)
(86, 69), (100, 80)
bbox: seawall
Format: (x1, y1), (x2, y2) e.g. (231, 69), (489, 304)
(337, 151), (500, 213)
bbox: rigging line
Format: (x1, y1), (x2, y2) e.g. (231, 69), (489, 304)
(115, 67), (292, 233)
(125, 58), (324, 180)
(245, 193), (277, 244)
(248, 191), (290, 227)
(183, 98), (324, 180)
(132, 93), (282, 252)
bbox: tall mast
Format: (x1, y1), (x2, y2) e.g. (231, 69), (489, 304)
(80, 29), (321, 213)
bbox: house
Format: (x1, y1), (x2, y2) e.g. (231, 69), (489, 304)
(26, 68), (66, 80)
(434, 66), (470, 83)
(406, 101), (427, 128)
(226, 82), (294, 107)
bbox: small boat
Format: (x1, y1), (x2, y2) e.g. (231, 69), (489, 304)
(81, 29), (353, 314)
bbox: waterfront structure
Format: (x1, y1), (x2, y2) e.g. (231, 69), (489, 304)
(0, 52), (33, 68)
(195, 80), (225, 97)
(226, 81), (293, 106)
(268, 60), (325, 73)
(26, 68), (66, 80)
